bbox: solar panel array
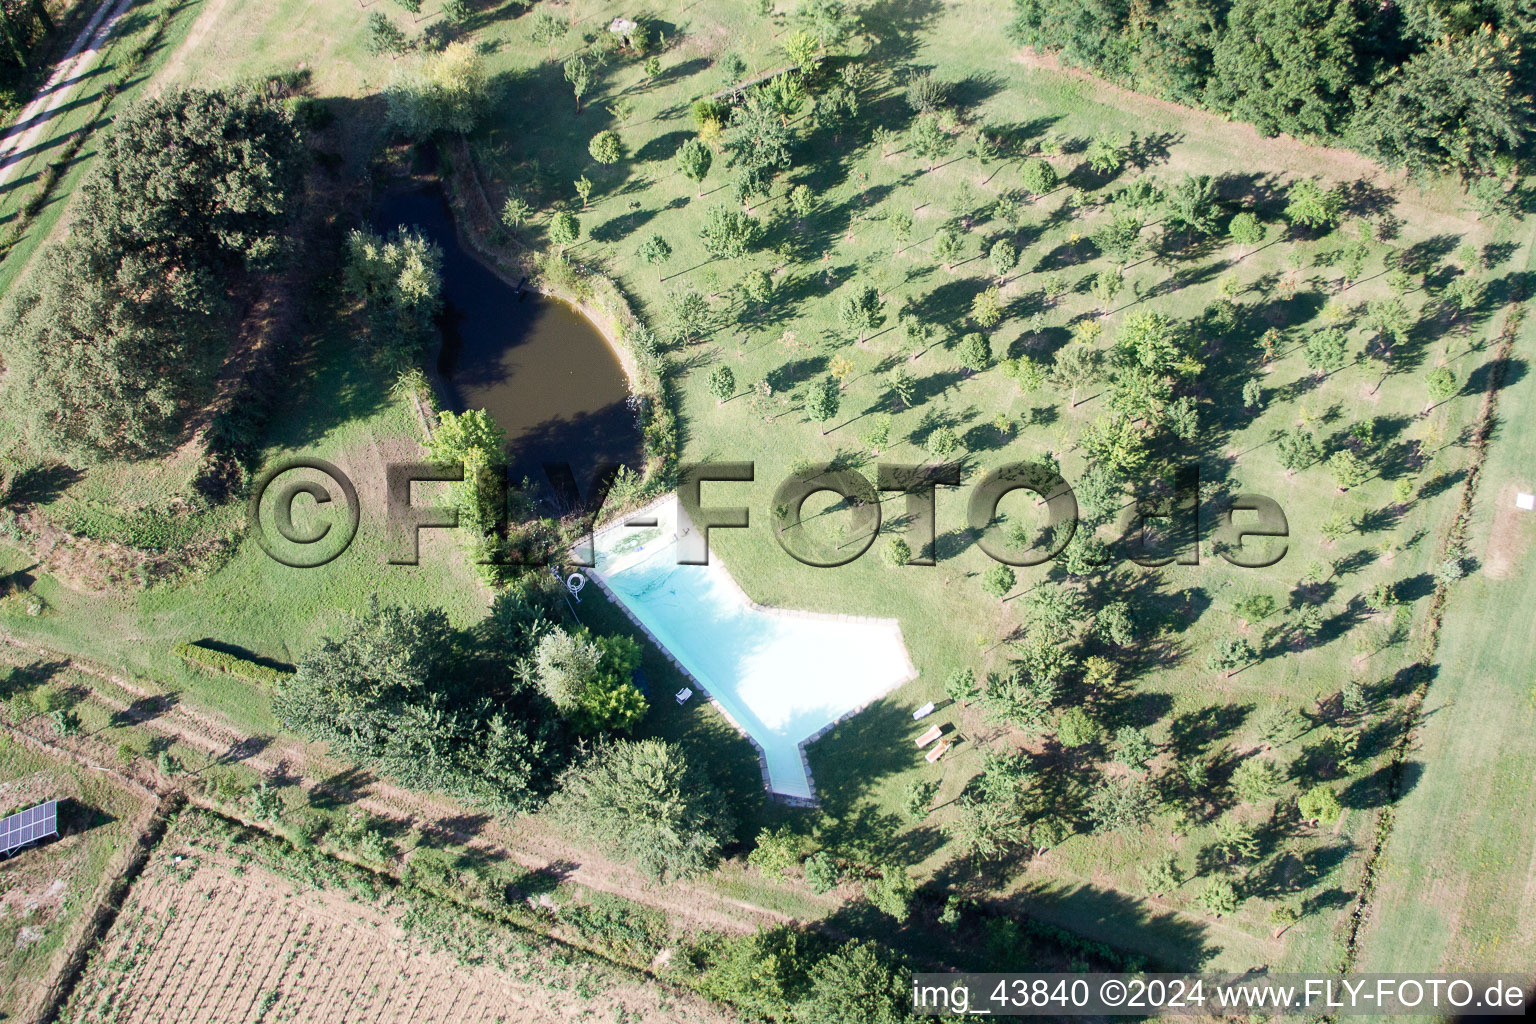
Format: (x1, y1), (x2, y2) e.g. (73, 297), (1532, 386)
(0, 799), (58, 858)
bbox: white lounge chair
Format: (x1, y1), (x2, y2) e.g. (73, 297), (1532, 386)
(925, 740), (951, 763)
(912, 702), (936, 721)
(675, 687), (693, 705)
(915, 724), (943, 748)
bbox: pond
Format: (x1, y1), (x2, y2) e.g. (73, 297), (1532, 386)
(372, 187), (641, 500)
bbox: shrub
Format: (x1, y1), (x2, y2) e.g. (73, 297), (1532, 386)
(1298, 784), (1343, 825)
(175, 642), (294, 686)
(588, 129), (623, 164)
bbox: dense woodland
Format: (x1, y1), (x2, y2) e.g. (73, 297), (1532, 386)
(0, 88), (304, 457)
(0, 0), (57, 107)
(1008, 0), (1534, 180)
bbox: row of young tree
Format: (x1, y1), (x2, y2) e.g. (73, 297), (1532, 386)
(0, 87), (305, 458)
(1007, 0), (1533, 182)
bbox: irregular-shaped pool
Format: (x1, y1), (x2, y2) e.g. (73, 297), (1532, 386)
(589, 496), (918, 801)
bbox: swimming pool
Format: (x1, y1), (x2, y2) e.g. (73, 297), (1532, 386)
(587, 496), (918, 801)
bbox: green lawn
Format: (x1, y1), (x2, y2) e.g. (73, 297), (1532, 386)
(1355, 226), (1536, 974)
(458, 0), (1516, 970)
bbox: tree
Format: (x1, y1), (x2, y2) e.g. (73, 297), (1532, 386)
(1196, 877), (1239, 916)
(1166, 173), (1219, 238)
(427, 408), (506, 534)
(500, 194), (533, 230)
(1304, 327), (1349, 374)
(1211, 814), (1260, 864)
(946, 795), (1031, 861)
(1350, 26), (1532, 180)
(981, 563), (1015, 601)
(366, 12), (408, 56)
(1089, 774), (1156, 833)
(1425, 366), (1457, 407)
(274, 599), (559, 816)
(837, 283), (883, 344)
(1297, 784), (1342, 825)
(1003, 354), (1047, 394)
(924, 425), (960, 461)
(944, 668), (977, 706)
(1139, 854), (1184, 896)
(1231, 757), (1281, 803)
(962, 284), (1003, 328)
(902, 779), (938, 820)
(530, 9), (566, 60)
(708, 364), (736, 404)
(1085, 131), (1123, 175)
(794, 0), (854, 52)
(386, 42), (490, 138)
(1228, 211), (1265, 257)
(988, 239), (1018, 282)
(1276, 428), (1321, 473)
(1093, 210), (1146, 270)
(908, 112), (951, 168)
(931, 229), (965, 271)
(700, 206), (762, 258)
(1090, 268), (1123, 312)
(667, 289), (712, 343)
(588, 129), (623, 164)
(782, 29), (821, 76)
(532, 627), (646, 734)
(1207, 636), (1255, 676)
(676, 138), (713, 196)
(790, 184), (816, 219)
(1285, 178), (1343, 231)
(1056, 706), (1100, 747)
(904, 70), (949, 113)
(1328, 449), (1369, 490)
(637, 233), (672, 281)
(883, 536), (911, 567)
(864, 866), (915, 920)
(806, 376), (841, 434)
(1051, 343), (1104, 408)
(551, 740), (733, 881)
(796, 941), (911, 1024)
(957, 332), (992, 372)
(747, 826), (805, 879)
(1020, 158), (1057, 200)
(0, 88), (304, 457)
(887, 368), (916, 410)
(1242, 378), (1263, 411)
(344, 228), (444, 372)
(1113, 726), (1156, 768)
(573, 174), (593, 209)
(761, 71), (806, 124)
(548, 210), (580, 253)
(563, 52), (597, 113)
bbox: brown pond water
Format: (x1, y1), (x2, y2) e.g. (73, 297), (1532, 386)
(373, 187), (640, 499)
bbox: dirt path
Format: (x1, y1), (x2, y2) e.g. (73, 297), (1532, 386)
(0, 634), (800, 939)
(0, 0), (134, 188)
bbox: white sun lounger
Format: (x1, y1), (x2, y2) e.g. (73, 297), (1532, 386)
(912, 702), (936, 720)
(675, 688), (693, 704)
(925, 741), (951, 763)
(916, 724), (943, 748)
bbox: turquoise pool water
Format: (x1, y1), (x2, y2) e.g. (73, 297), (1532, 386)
(591, 498), (917, 800)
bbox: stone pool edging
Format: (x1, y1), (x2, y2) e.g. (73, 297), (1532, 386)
(582, 495), (920, 808)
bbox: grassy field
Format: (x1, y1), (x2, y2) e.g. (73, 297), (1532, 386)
(0, 0), (1531, 980)
(0, 732), (157, 1022)
(1355, 243), (1536, 973)
(453, 0), (1519, 970)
